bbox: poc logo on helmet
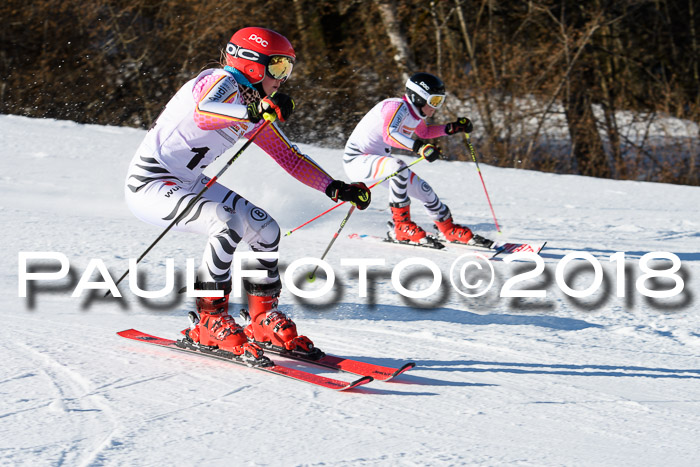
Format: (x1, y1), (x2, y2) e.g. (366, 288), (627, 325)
(248, 34), (269, 47)
(418, 81), (430, 91)
(227, 43), (261, 62)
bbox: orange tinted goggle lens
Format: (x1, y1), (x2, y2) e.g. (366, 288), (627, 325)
(267, 56), (294, 81)
(428, 94), (445, 108)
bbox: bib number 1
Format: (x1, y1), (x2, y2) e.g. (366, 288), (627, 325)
(187, 147), (210, 170)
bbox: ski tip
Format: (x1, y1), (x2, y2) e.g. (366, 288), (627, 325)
(339, 375), (374, 391)
(490, 247), (506, 259)
(388, 362), (416, 380)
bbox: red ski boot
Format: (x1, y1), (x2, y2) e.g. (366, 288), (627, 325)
(242, 282), (322, 359)
(183, 282), (268, 365)
(434, 215), (474, 244)
(434, 214), (494, 248)
(390, 202), (427, 243)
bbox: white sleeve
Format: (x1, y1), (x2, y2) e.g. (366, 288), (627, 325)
(194, 73), (249, 124)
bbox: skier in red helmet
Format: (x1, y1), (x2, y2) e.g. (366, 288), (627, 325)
(125, 27), (370, 365)
(343, 72), (492, 248)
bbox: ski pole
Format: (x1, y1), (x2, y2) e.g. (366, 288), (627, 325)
(285, 155), (426, 237)
(307, 205), (356, 282)
(108, 117), (274, 296)
(464, 133), (501, 233)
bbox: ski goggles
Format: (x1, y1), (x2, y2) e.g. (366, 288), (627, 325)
(266, 55), (295, 81)
(426, 93), (446, 109)
(406, 79), (446, 108)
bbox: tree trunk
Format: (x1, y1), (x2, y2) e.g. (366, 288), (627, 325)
(564, 65), (610, 178)
(454, 0), (497, 142)
(593, 6), (623, 177)
(374, 0), (415, 81)
(429, 1), (443, 75)
(292, 0), (310, 57)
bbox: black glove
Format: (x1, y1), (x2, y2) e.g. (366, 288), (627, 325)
(445, 117), (473, 135)
(247, 92), (295, 123)
(325, 180), (371, 210)
(412, 139), (442, 162)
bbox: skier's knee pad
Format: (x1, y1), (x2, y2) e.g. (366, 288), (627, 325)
(243, 206), (280, 249)
(215, 204), (245, 239)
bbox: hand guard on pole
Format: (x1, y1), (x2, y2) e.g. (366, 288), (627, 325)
(412, 139), (442, 162)
(247, 92), (295, 123)
(445, 117), (473, 135)
(325, 181), (371, 210)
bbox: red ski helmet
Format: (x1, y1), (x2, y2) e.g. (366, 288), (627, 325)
(225, 27), (296, 84)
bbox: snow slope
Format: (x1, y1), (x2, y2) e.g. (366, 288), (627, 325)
(1, 114), (699, 466)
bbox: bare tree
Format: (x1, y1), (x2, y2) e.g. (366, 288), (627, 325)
(374, 0), (416, 81)
(453, 0), (497, 143)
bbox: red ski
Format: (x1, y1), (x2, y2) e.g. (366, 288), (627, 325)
(117, 329), (372, 391)
(258, 347), (415, 381)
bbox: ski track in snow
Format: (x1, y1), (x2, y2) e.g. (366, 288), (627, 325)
(1, 115), (699, 466)
(2, 332), (120, 466)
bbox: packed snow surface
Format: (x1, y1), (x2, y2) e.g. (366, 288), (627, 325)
(1, 115), (699, 466)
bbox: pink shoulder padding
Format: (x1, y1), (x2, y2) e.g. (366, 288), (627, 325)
(192, 74), (242, 130)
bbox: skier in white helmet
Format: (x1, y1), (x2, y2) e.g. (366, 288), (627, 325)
(125, 27), (370, 365)
(343, 72), (491, 247)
